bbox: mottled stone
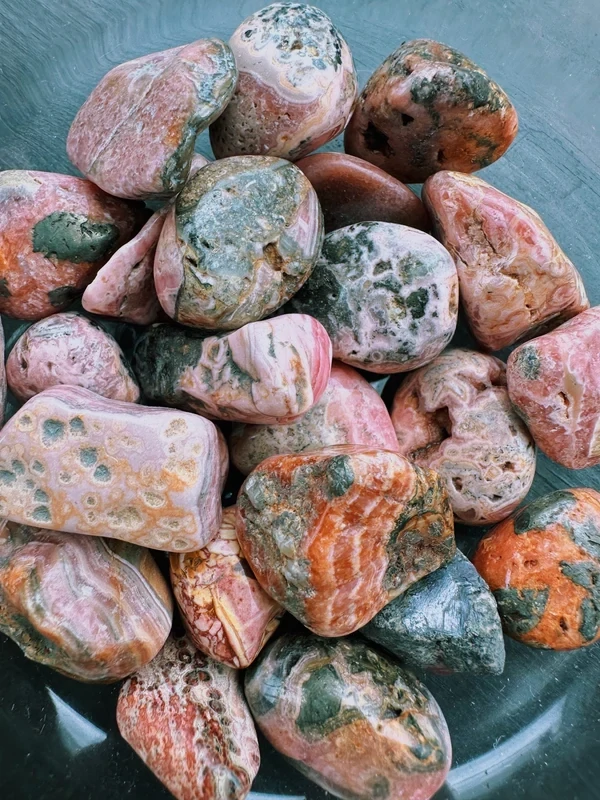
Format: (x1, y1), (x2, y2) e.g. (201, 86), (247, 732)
(155, 156), (323, 330)
(288, 221), (458, 373)
(117, 636), (260, 800)
(6, 312), (140, 403)
(362, 550), (505, 674)
(210, 3), (357, 160)
(230, 361), (398, 475)
(0, 520), (172, 682)
(296, 152), (429, 233)
(391, 348), (536, 525)
(423, 171), (589, 350)
(507, 307), (600, 469)
(67, 40), (237, 200)
(134, 314), (331, 424)
(0, 318), (5, 426)
(0, 170), (144, 320)
(245, 634), (452, 800)
(237, 445), (455, 637)
(0, 386), (224, 552)
(344, 39), (518, 183)
(473, 488), (600, 650)
(170, 507), (283, 668)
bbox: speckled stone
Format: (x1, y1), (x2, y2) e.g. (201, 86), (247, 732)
(507, 307), (600, 469)
(6, 312), (140, 403)
(230, 361), (398, 475)
(0, 386), (224, 552)
(154, 156), (323, 330)
(362, 550), (505, 675)
(344, 39), (518, 183)
(170, 507), (284, 668)
(134, 314), (332, 424)
(0, 318), (5, 426)
(210, 3), (357, 160)
(295, 152), (429, 233)
(117, 636), (260, 800)
(423, 171), (589, 350)
(0, 170), (144, 320)
(0, 520), (172, 682)
(245, 634), (452, 800)
(391, 348), (536, 525)
(288, 221), (458, 373)
(237, 445), (455, 637)
(474, 489), (600, 650)
(67, 40), (237, 200)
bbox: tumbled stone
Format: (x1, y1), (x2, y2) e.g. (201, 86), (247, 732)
(0, 386), (223, 552)
(237, 445), (455, 637)
(154, 156), (323, 330)
(0, 318), (5, 426)
(0, 170), (144, 320)
(344, 39), (518, 183)
(67, 40), (237, 200)
(245, 634), (452, 800)
(473, 488), (600, 650)
(6, 312), (140, 403)
(507, 307), (600, 469)
(392, 348), (536, 525)
(423, 171), (589, 350)
(210, 3), (357, 160)
(0, 520), (172, 682)
(230, 361), (398, 475)
(170, 507), (283, 668)
(362, 550), (505, 674)
(134, 314), (331, 424)
(288, 221), (458, 373)
(296, 152), (429, 233)
(118, 636), (260, 800)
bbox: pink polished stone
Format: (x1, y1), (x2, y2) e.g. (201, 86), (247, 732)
(6, 312), (140, 403)
(67, 40), (237, 200)
(0, 170), (144, 320)
(210, 4), (357, 161)
(230, 361), (399, 475)
(392, 348), (536, 525)
(134, 314), (332, 424)
(0, 386), (224, 552)
(170, 506), (284, 668)
(0, 318), (5, 426)
(296, 153), (429, 233)
(507, 307), (600, 469)
(423, 171), (589, 351)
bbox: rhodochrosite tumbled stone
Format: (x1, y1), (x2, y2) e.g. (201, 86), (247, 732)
(474, 489), (600, 650)
(507, 307), (600, 469)
(344, 39), (518, 183)
(230, 361), (398, 475)
(210, 3), (357, 160)
(423, 171), (589, 350)
(237, 446), (455, 637)
(67, 40), (237, 200)
(0, 521), (172, 682)
(288, 221), (458, 373)
(391, 348), (536, 525)
(0, 170), (144, 320)
(245, 634), (452, 800)
(117, 636), (260, 800)
(154, 156), (323, 330)
(362, 550), (505, 675)
(170, 507), (284, 668)
(6, 312), (140, 403)
(134, 314), (331, 424)
(0, 386), (223, 552)
(295, 152), (429, 233)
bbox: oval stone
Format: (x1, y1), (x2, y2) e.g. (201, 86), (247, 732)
(344, 39), (518, 183)
(210, 3), (357, 160)
(288, 221), (458, 373)
(245, 634), (452, 800)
